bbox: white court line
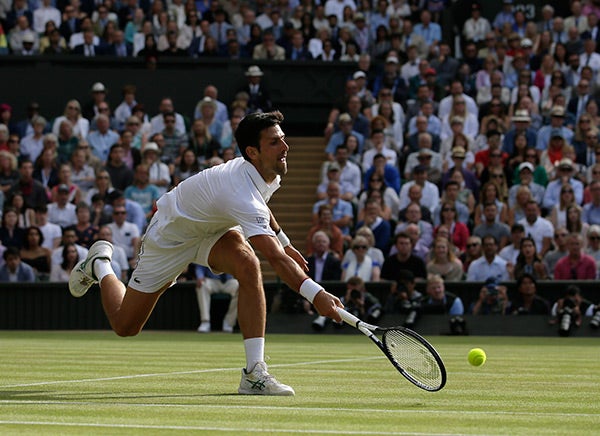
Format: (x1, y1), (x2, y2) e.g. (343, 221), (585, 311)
(0, 401), (597, 419)
(0, 421), (460, 436)
(0, 356), (383, 388)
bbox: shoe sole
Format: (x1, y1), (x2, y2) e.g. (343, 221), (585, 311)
(238, 388), (295, 396)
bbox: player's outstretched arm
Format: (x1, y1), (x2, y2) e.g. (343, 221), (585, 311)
(249, 234), (343, 321)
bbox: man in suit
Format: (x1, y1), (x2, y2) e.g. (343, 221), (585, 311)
(58, 3), (81, 42)
(568, 79), (599, 122)
(307, 231), (342, 282)
(72, 28), (103, 56)
(308, 230), (342, 330)
(238, 65), (272, 113)
(108, 30), (133, 57)
(581, 13), (600, 50)
(285, 30), (313, 61)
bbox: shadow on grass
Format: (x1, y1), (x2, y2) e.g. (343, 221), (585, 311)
(0, 390), (239, 402)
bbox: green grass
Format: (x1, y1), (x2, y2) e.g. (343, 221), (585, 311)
(0, 331), (598, 435)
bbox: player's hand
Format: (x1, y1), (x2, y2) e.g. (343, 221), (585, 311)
(284, 245), (308, 272)
(313, 290), (343, 322)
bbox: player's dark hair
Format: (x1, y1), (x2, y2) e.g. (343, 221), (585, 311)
(236, 111), (284, 160)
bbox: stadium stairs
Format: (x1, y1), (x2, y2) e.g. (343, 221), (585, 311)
(259, 137), (324, 281)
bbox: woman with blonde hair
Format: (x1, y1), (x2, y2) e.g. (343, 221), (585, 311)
(51, 100), (89, 139)
(343, 226), (385, 268)
(427, 236), (464, 281)
(341, 235), (381, 282)
(508, 185), (533, 226)
(441, 95), (479, 141)
(549, 183), (578, 229)
(0, 150), (19, 195)
(188, 119), (221, 168)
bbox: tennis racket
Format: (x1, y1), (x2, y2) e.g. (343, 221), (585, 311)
(337, 308), (446, 392)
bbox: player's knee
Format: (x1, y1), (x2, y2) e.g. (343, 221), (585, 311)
(112, 321), (143, 337)
(233, 252), (261, 283)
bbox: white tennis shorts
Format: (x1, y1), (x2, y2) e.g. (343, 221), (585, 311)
(128, 216), (243, 294)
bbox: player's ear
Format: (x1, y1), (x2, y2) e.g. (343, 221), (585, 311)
(246, 146), (259, 158)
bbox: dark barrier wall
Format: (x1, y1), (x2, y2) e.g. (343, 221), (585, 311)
(1, 57), (357, 136)
(1, 281), (599, 337)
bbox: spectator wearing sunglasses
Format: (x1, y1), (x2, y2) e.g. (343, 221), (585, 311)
(341, 235), (381, 283)
(542, 158), (584, 211)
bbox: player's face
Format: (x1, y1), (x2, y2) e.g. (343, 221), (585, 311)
(255, 124), (288, 182)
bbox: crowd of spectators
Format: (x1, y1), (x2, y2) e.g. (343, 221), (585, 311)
(0, 79), (247, 284)
(2, 0), (600, 324)
(301, 0), (600, 321)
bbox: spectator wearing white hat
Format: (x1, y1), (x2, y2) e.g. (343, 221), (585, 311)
(238, 65), (273, 114)
(508, 162), (545, 208)
(82, 82), (109, 121)
(542, 158), (584, 210)
(535, 106), (574, 152)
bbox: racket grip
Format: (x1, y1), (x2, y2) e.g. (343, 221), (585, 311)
(337, 308), (361, 327)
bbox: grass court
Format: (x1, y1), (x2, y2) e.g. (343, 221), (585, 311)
(0, 331), (598, 435)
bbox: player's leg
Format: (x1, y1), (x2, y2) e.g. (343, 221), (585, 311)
(207, 230), (294, 396)
(69, 239), (173, 337)
(100, 275), (170, 337)
(207, 230), (265, 340)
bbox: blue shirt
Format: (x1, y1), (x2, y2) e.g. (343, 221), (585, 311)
(535, 125), (574, 151)
(413, 23), (442, 46)
(502, 128), (537, 154)
(195, 264), (233, 282)
(87, 130), (120, 162)
(542, 178), (584, 210)
(124, 184), (161, 214)
(493, 11), (515, 30)
(583, 202), (600, 225)
(408, 114), (442, 137)
(325, 130), (365, 155)
(312, 198), (354, 235)
(364, 165), (401, 193)
(466, 255), (510, 282)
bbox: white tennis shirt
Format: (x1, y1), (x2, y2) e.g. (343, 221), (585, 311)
(154, 157), (281, 244)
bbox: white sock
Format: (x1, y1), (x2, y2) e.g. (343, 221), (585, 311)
(244, 337), (264, 372)
(93, 259), (114, 282)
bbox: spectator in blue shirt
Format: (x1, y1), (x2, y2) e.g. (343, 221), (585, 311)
(312, 181), (354, 235)
(0, 246), (35, 282)
(413, 10), (441, 53)
(583, 180), (600, 226)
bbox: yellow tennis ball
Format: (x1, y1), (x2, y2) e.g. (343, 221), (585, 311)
(468, 348), (486, 367)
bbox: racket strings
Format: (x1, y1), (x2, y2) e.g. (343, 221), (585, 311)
(383, 329), (444, 390)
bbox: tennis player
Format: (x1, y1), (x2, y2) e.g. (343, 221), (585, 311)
(69, 111), (343, 396)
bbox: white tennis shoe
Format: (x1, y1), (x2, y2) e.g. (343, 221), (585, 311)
(238, 362), (295, 396)
(69, 240), (113, 298)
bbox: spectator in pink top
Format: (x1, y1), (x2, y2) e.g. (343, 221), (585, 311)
(554, 233), (597, 280)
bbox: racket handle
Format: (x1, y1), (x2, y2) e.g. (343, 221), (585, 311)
(337, 308), (361, 327)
